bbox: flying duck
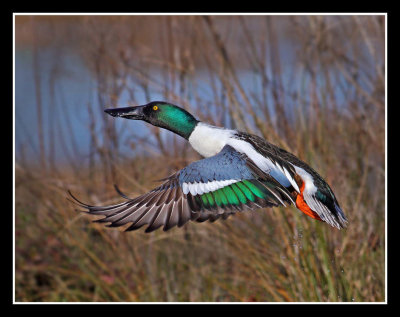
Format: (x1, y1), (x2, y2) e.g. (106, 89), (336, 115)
(69, 101), (348, 232)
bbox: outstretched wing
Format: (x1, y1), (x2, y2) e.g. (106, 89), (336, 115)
(68, 145), (295, 233)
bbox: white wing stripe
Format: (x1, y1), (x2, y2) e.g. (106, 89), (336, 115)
(182, 183), (189, 195)
(189, 182), (198, 196)
(182, 179), (239, 196)
(197, 182), (205, 195)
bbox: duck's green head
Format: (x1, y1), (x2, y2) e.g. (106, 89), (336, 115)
(104, 101), (199, 139)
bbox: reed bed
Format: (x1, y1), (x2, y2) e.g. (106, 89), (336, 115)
(15, 15), (385, 302)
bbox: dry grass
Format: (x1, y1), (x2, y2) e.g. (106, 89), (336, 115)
(15, 15), (385, 302)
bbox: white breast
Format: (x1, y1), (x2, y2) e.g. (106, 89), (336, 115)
(188, 123), (235, 158)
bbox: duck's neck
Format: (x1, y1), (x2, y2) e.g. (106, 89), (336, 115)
(188, 122), (235, 157)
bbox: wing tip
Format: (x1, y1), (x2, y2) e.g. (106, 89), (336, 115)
(113, 184), (131, 200)
(66, 190), (91, 209)
(328, 202), (348, 230)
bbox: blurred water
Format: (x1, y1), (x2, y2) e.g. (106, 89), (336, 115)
(15, 47), (296, 165)
(15, 48), (157, 164)
(14, 39), (370, 166)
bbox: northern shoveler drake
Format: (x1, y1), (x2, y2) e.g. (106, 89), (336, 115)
(69, 101), (348, 232)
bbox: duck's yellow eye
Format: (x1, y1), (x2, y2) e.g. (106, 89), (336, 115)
(153, 105), (158, 111)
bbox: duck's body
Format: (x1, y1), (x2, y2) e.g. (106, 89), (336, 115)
(69, 101), (347, 232)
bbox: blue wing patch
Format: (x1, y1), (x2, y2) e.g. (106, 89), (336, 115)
(269, 169), (292, 188)
(178, 145), (254, 185)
